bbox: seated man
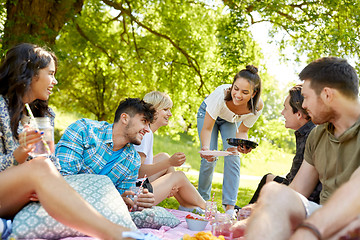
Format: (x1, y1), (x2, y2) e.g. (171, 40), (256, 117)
(56, 98), (156, 211)
(231, 57), (360, 239)
(248, 84), (321, 205)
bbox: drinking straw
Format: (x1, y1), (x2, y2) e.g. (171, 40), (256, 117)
(24, 103), (51, 155)
(130, 174), (147, 212)
(211, 192), (215, 217)
(137, 174), (147, 195)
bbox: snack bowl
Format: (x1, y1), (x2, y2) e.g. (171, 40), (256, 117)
(226, 138), (258, 149)
(185, 216), (209, 231)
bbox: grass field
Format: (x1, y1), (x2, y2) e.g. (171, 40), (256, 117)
(54, 109), (295, 211)
(152, 133), (293, 210)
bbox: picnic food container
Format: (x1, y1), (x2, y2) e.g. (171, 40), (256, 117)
(185, 215), (209, 231)
(226, 138), (258, 149)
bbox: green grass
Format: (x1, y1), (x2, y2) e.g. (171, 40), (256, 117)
(153, 133), (294, 209)
(153, 133), (293, 176)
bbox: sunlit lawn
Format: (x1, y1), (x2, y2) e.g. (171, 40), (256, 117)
(153, 133), (293, 210)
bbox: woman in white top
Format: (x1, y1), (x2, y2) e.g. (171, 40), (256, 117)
(197, 65), (263, 217)
(135, 91), (206, 212)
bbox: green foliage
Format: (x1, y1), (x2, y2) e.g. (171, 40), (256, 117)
(52, 0), (267, 139)
(224, 0), (360, 70)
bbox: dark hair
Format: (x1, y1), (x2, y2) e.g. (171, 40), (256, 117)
(299, 57), (359, 98)
(224, 65), (262, 113)
(114, 98), (155, 123)
(289, 84), (310, 120)
(0, 43), (58, 139)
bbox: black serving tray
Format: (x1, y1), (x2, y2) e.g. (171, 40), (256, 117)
(226, 138), (258, 149)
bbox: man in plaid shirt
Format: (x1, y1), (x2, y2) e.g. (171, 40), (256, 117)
(56, 98), (156, 210)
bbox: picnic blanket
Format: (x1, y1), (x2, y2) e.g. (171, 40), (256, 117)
(26, 209), (209, 240)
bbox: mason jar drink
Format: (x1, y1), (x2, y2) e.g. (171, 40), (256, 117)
(211, 213), (233, 240)
(29, 117), (54, 157)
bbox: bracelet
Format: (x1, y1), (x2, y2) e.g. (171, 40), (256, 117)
(296, 222), (322, 240)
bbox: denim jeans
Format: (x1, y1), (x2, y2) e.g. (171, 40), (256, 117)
(197, 101), (240, 206)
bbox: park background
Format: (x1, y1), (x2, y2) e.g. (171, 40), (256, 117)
(1, 0), (359, 210)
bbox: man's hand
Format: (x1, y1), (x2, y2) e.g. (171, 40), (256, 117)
(168, 152), (186, 167)
(230, 219), (248, 238)
(136, 188), (155, 210)
(121, 190), (135, 210)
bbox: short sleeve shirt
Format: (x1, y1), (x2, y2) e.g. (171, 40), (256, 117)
(204, 84), (262, 128)
(134, 130), (154, 164)
(304, 118), (360, 204)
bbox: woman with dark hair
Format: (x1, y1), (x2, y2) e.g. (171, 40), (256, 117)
(197, 65), (263, 217)
(0, 43), (132, 239)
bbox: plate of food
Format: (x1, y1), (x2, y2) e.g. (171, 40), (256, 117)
(226, 138), (258, 149)
(198, 150), (232, 156)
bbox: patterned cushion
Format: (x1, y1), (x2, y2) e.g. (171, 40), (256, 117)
(130, 206), (180, 229)
(11, 174), (137, 239)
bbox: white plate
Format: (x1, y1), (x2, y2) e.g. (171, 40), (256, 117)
(199, 150), (232, 156)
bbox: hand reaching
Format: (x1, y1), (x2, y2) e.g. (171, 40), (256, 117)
(168, 152), (186, 167)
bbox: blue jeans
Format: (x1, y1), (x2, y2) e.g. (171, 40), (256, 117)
(197, 101), (240, 206)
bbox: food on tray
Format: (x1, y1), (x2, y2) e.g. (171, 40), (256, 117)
(183, 231), (225, 240)
(226, 138), (258, 149)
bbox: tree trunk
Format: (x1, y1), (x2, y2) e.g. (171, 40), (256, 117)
(3, 0), (84, 50)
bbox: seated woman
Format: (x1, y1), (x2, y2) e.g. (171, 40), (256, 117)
(0, 43), (133, 239)
(135, 91), (206, 212)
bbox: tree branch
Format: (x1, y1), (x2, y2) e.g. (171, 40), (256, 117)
(102, 0), (205, 94)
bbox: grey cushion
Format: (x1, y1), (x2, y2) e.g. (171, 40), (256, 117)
(11, 174), (136, 239)
(130, 206), (180, 229)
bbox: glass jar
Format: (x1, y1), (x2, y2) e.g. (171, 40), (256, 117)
(211, 213), (233, 240)
(28, 117), (54, 157)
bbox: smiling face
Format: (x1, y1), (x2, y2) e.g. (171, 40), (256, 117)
(302, 80), (332, 125)
(231, 77), (255, 106)
(27, 58), (57, 102)
(281, 95), (302, 130)
(124, 113), (150, 145)
(155, 107), (172, 127)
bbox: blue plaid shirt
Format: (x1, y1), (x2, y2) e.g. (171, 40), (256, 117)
(56, 118), (141, 194)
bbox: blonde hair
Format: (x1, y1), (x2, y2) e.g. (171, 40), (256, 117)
(143, 91), (173, 110)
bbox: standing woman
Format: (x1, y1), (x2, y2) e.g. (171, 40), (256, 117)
(197, 65), (263, 217)
(0, 43), (132, 239)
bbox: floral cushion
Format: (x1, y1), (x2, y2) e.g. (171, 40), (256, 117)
(130, 206), (180, 229)
(11, 174), (136, 239)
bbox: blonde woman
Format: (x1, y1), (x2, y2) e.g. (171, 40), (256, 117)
(135, 91), (206, 212)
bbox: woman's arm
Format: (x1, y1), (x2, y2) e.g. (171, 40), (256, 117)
(138, 152), (186, 178)
(200, 112), (216, 149)
(235, 123), (252, 154)
(199, 112), (217, 161)
(236, 123), (250, 139)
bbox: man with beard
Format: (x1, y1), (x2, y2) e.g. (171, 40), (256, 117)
(231, 57), (360, 240)
(56, 98), (156, 210)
